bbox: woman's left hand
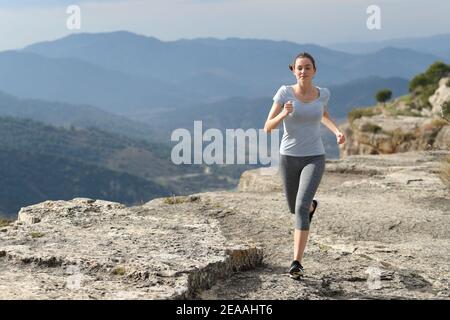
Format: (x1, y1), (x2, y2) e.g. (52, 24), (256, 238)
(336, 131), (345, 144)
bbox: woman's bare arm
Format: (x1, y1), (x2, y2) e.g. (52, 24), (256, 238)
(321, 111), (341, 134)
(264, 101), (290, 133)
(321, 111), (346, 144)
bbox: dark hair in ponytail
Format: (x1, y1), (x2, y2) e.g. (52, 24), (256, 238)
(289, 52), (316, 71)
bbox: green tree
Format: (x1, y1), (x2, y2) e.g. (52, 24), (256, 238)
(375, 89), (392, 107)
(409, 61), (450, 93)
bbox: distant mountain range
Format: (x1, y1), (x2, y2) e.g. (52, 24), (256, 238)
(0, 116), (207, 218)
(0, 90), (159, 142)
(0, 50), (191, 116)
(5, 31), (443, 120)
(24, 31), (447, 86)
(0, 145), (169, 219)
(0, 115), (257, 218)
(328, 33), (450, 58)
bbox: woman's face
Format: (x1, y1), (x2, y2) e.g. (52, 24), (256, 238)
(292, 57), (316, 81)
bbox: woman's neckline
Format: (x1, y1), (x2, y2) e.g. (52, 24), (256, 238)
(289, 85), (321, 104)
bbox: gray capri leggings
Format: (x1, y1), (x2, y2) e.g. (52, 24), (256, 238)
(279, 154), (326, 230)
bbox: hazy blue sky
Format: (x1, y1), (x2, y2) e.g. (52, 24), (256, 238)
(0, 0), (449, 51)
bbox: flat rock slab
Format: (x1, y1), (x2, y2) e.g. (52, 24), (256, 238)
(0, 197), (263, 299)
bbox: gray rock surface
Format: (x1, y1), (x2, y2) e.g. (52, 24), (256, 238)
(429, 77), (450, 117)
(339, 77), (450, 157)
(198, 150), (450, 299)
(339, 115), (449, 156)
(0, 197), (262, 299)
(1, 150), (449, 299)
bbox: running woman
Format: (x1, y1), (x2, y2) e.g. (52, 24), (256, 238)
(264, 52), (346, 279)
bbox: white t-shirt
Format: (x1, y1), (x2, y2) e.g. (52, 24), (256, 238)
(273, 85), (330, 157)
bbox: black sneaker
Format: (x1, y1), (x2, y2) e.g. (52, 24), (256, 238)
(289, 260), (304, 279)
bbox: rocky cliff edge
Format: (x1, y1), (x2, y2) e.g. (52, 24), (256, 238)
(0, 150), (449, 299)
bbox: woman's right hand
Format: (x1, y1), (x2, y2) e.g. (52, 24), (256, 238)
(282, 100), (294, 117)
